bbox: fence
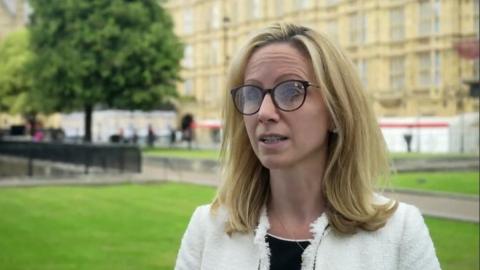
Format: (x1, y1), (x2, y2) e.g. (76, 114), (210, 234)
(0, 140), (141, 177)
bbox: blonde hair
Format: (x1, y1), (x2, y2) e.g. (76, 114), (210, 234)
(212, 23), (397, 235)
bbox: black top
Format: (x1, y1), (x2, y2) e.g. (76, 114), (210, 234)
(266, 234), (311, 270)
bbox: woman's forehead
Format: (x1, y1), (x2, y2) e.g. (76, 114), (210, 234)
(244, 43), (313, 82)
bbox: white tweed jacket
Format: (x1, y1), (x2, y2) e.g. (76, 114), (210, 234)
(175, 200), (441, 270)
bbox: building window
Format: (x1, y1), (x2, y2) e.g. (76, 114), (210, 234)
(212, 1), (221, 29)
(418, 1), (431, 36)
(355, 59), (368, 88)
(350, 13), (367, 45)
(326, 19), (338, 41)
(202, 43), (209, 67)
(474, 59), (480, 80)
(183, 8), (193, 34)
(230, 1), (239, 23)
(475, 0), (479, 37)
(390, 57), (405, 91)
(206, 76), (220, 104)
(247, 0), (262, 19)
(297, 0), (309, 9)
(209, 41), (220, 66)
(390, 7), (404, 41)
(433, 0), (441, 34)
(275, 0), (284, 16)
(182, 45), (194, 68)
(419, 0), (441, 36)
(184, 79), (193, 96)
(418, 52), (431, 87)
(416, 52), (441, 87)
(326, 0), (339, 6)
(434, 51), (441, 86)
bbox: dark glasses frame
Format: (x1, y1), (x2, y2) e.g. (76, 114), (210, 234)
(230, 80), (318, 115)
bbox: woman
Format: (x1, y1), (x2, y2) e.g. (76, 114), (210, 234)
(175, 23), (440, 270)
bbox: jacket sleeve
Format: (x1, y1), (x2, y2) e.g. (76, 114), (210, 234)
(398, 205), (441, 270)
(175, 205), (208, 270)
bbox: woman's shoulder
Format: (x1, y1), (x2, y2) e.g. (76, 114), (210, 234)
(176, 204), (233, 269)
(188, 203), (229, 230)
(374, 193), (423, 222)
(321, 197), (440, 269)
(373, 194), (428, 237)
(388, 199), (424, 227)
(372, 196), (441, 269)
(191, 204), (212, 219)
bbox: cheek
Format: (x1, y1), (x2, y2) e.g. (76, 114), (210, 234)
(243, 117), (257, 146)
(293, 121), (329, 150)
(293, 110), (331, 141)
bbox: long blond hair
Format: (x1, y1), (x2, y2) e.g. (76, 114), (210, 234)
(212, 23), (397, 235)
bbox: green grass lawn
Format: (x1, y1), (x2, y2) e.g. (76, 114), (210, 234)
(0, 183), (215, 270)
(426, 217), (479, 270)
(390, 152), (479, 159)
(143, 147), (219, 160)
(143, 147), (479, 161)
(143, 147), (479, 195)
(143, 147), (479, 196)
(386, 171), (479, 195)
(0, 183), (477, 270)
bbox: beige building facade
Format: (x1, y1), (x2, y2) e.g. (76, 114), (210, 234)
(164, 0), (479, 123)
(1, 0), (478, 146)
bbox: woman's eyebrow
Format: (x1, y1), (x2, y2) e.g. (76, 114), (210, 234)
(273, 73), (305, 84)
(243, 78), (263, 86)
(244, 73), (305, 84)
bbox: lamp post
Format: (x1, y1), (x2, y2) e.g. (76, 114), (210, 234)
(458, 98), (465, 153)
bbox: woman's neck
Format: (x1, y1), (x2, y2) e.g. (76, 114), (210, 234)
(267, 164), (327, 239)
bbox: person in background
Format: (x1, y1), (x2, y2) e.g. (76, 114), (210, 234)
(181, 114), (195, 150)
(147, 124), (156, 147)
(33, 122), (44, 142)
(118, 128), (125, 143)
(175, 23), (440, 270)
(169, 124), (177, 147)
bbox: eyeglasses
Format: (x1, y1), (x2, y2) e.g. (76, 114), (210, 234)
(230, 80), (317, 115)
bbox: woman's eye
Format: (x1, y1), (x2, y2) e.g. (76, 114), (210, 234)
(246, 89), (260, 101)
(286, 87), (303, 99)
(291, 87), (303, 95)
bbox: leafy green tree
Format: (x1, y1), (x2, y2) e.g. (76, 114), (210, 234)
(28, 0), (183, 142)
(0, 29), (41, 134)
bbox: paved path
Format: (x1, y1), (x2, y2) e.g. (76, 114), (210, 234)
(383, 191), (478, 223)
(1, 163), (478, 223)
(135, 164), (480, 223)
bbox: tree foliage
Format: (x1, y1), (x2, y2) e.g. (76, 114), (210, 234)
(0, 29), (37, 115)
(28, 0), (183, 141)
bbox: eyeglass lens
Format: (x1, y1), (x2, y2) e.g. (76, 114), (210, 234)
(233, 80), (307, 115)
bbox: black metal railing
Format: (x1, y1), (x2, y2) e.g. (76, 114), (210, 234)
(0, 140), (141, 177)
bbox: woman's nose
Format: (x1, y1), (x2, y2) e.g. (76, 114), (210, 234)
(257, 94), (280, 122)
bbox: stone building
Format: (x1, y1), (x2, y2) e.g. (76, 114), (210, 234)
(163, 0), (479, 123)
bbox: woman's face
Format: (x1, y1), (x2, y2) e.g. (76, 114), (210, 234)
(242, 42), (332, 170)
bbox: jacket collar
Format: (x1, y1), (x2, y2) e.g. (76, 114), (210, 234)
(253, 206), (330, 270)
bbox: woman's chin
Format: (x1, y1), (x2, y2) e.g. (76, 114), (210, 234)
(259, 156), (291, 170)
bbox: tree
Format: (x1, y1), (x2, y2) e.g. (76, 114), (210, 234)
(0, 29), (42, 134)
(28, 0), (183, 142)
